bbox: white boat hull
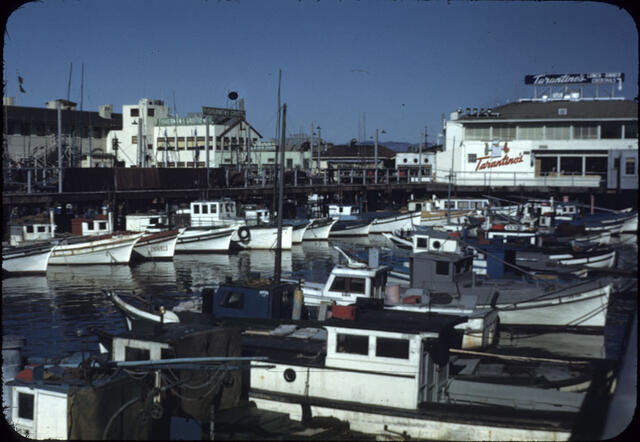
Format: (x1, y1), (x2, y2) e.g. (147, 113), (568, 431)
(290, 223), (310, 244)
(133, 229), (182, 260)
(175, 227), (235, 253)
(303, 218), (338, 240)
(487, 283), (611, 328)
(233, 226), (293, 250)
(2, 245), (54, 274)
(369, 212), (421, 233)
(250, 397), (572, 441)
(49, 233), (143, 265)
(553, 250), (616, 269)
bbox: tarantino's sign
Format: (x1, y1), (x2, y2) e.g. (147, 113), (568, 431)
(525, 72), (624, 85)
(475, 143), (525, 171)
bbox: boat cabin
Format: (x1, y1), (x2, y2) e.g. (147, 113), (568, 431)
(70, 214), (113, 236)
(243, 206), (270, 224)
(410, 251), (474, 292)
(9, 218), (56, 246)
(411, 230), (467, 254)
(190, 199), (239, 226)
(328, 204), (361, 220)
(125, 213), (170, 232)
(408, 195), (489, 212)
(202, 279), (298, 320)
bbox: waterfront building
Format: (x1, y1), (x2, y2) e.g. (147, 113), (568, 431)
(2, 97), (122, 168)
(435, 75), (638, 191)
(320, 142), (395, 170)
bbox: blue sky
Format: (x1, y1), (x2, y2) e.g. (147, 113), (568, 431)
(4, 0), (637, 145)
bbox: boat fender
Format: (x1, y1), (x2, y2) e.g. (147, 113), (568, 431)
(490, 291), (500, 309)
(238, 226), (251, 243)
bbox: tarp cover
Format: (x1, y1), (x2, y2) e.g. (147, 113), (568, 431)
(67, 374), (167, 440)
(172, 327), (243, 421)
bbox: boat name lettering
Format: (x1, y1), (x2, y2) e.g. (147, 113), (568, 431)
(475, 152), (524, 171)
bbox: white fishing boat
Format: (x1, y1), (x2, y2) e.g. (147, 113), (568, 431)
(368, 211), (421, 233)
(48, 232), (144, 265)
(2, 242), (55, 275)
(286, 220), (311, 243)
(188, 200), (293, 250)
(175, 226), (237, 253)
(328, 204), (361, 221)
(303, 217), (338, 240)
(247, 306), (588, 441)
(408, 195), (490, 226)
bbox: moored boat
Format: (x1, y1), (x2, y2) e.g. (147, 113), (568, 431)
(2, 242), (55, 275)
(303, 217), (338, 240)
(48, 232), (144, 265)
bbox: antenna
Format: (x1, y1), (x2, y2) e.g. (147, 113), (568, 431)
(66, 62), (73, 102)
(80, 63), (84, 111)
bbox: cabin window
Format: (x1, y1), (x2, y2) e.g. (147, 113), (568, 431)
(436, 261), (449, 275)
(220, 291), (244, 309)
(99, 222), (107, 230)
(87, 222), (94, 231)
(329, 277), (347, 292)
(210, 204), (217, 214)
(18, 392), (34, 420)
(161, 348), (175, 360)
(376, 337), (410, 359)
(350, 278), (366, 294)
(416, 237), (427, 249)
(37, 226), (46, 233)
(193, 205), (200, 214)
(26, 226), (34, 233)
(336, 334), (369, 355)
(458, 201), (469, 209)
(125, 346), (150, 361)
(202, 205), (209, 214)
(455, 259), (471, 274)
(150, 217), (159, 225)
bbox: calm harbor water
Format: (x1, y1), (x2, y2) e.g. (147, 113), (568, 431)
(2, 236), (636, 363)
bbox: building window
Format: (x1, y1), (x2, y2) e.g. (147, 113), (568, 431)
(147, 108), (155, 117)
(573, 125), (598, 139)
(376, 337), (409, 359)
(625, 158), (636, 175)
(560, 157), (582, 175)
(130, 108), (139, 117)
(336, 334), (368, 355)
(545, 126), (571, 140)
(18, 392), (34, 420)
(468, 154), (477, 163)
(132, 136), (138, 144)
(286, 159), (293, 169)
(518, 126), (543, 140)
(624, 123), (638, 139)
(601, 123), (622, 139)
(492, 125), (516, 140)
(465, 126), (491, 141)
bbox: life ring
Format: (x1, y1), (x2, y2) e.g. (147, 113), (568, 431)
(238, 226), (251, 243)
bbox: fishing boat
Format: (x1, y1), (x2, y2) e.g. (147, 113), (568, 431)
(2, 242), (55, 275)
(246, 303), (590, 441)
(368, 211), (421, 234)
(174, 226), (237, 253)
(303, 217), (338, 240)
(285, 219), (311, 243)
(48, 232), (144, 265)
(125, 212), (182, 260)
(408, 195), (490, 226)
(187, 200), (293, 250)
(328, 204), (361, 221)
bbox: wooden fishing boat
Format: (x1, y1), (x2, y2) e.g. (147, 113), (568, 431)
(2, 242), (55, 275)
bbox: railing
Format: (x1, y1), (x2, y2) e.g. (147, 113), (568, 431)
(3, 164), (604, 195)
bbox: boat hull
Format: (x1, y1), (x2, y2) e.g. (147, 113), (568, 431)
(369, 212), (421, 234)
(303, 218), (338, 240)
(48, 233), (143, 265)
(133, 229), (181, 260)
(175, 227), (235, 253)
(233, 225), (293, 250)
(2, 244), (54, 275)
(329, 221), (372, 237)
(290, 222), (310, 244)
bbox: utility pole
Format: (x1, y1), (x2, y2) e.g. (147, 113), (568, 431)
(447, 136), (455, 223)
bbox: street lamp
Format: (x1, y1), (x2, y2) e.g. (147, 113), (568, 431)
(374, 129), (386, 183)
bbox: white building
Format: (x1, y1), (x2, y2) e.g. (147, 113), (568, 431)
(436, 91), (638, 190)
(105, 99), (309, 170)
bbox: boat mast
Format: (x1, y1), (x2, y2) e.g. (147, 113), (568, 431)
(274, 102), (286, 281)
(272, 69), (281, 214)
(447, 136), (455, 223)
